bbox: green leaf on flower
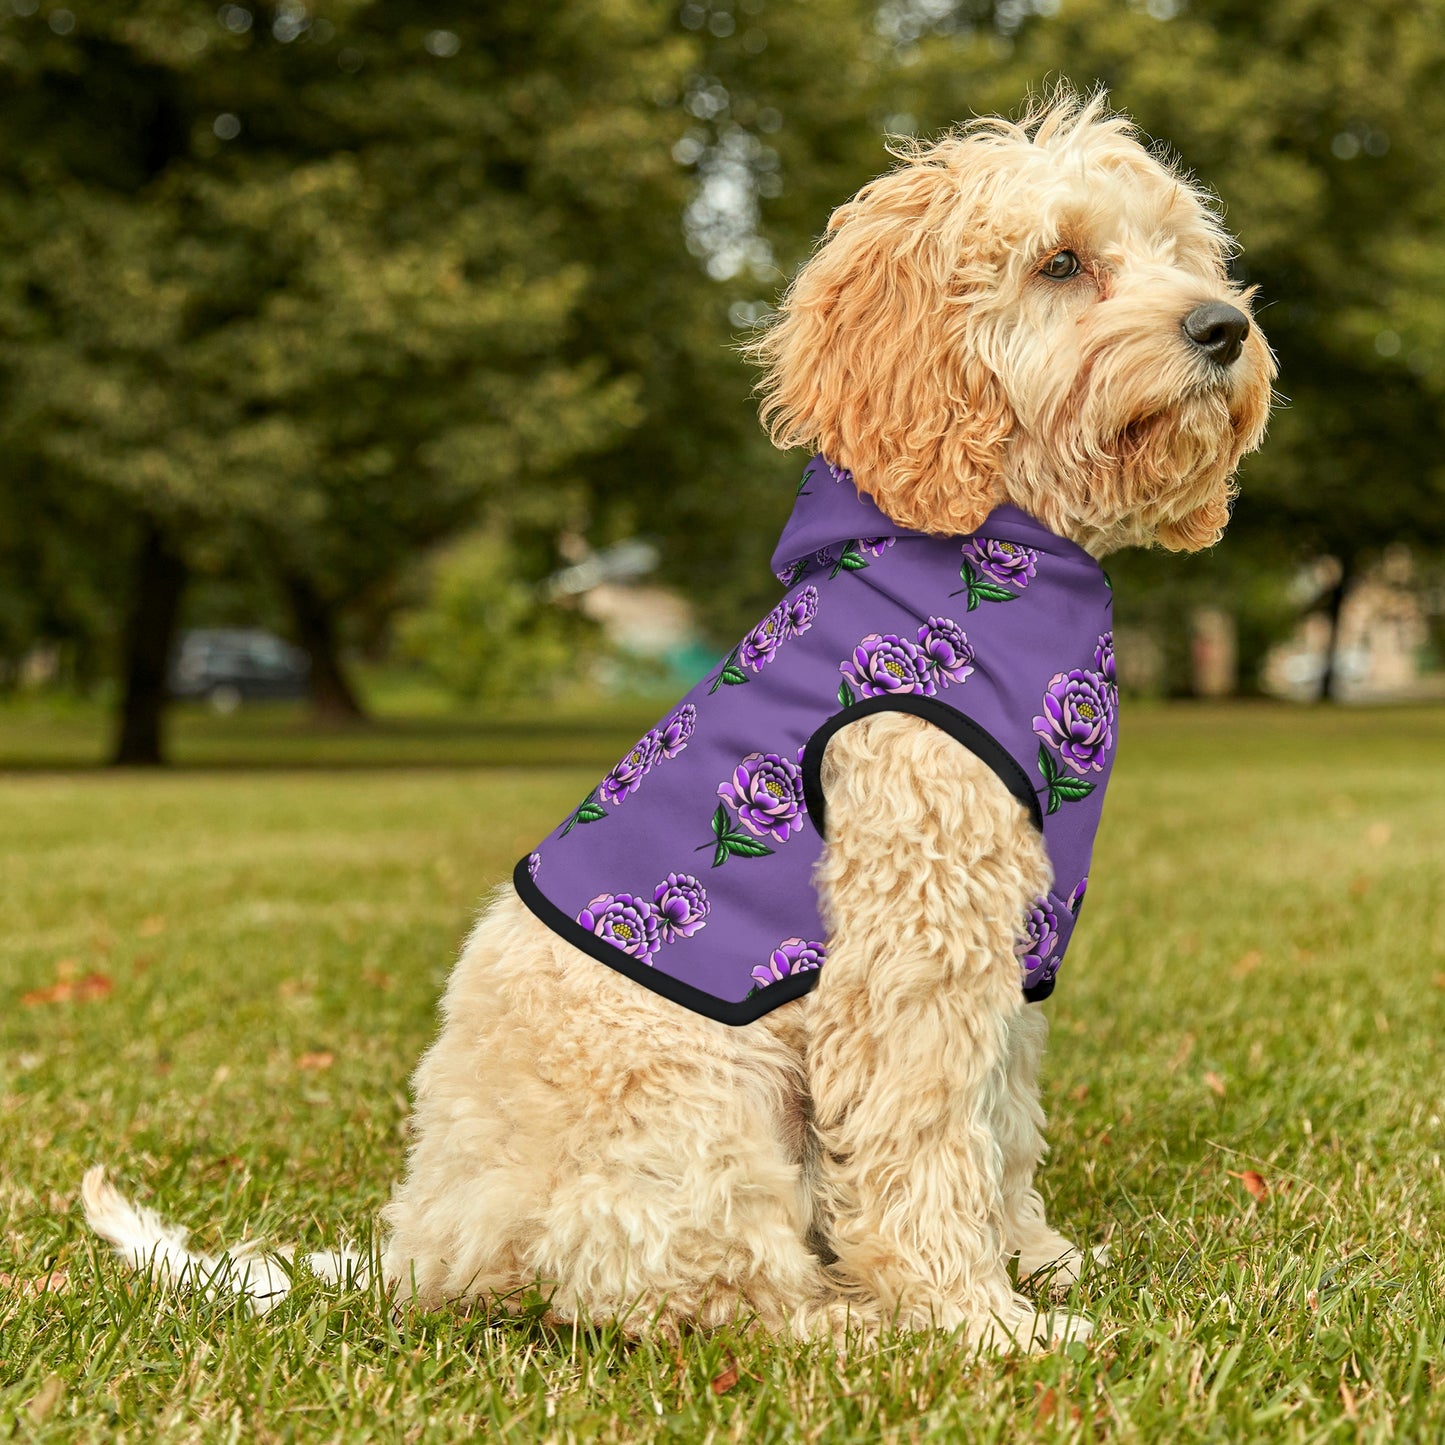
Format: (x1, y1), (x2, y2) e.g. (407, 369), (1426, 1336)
(722, 835), (774, 859)
(1036, 743), (1061, 785)
(708, 647), (745, 694)
(837, 678), (855, 708)
(575, 802), (607, 824)
(720, 665), (749, 686)
(838, 551), (868, 572)
(1050, 776), (1096, 803)
(971, 580), (1017, 603)
(713, 839), (730, 868)
(710, 802), (729, 839)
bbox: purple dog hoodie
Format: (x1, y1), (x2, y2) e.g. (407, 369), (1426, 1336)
(515, 454), (1118, 1025)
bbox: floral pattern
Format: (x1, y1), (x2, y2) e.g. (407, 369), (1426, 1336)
(562, 703), (696, 834)
(711, 587), (820, 693)
(718, 751), (807, 844)
(1017, 898), (1060, 983)
(577, 892), (661, 963)
(968, 537), (1038, 589)
(1067, 876), (1088, 914)
(652, 873), (710, 942)
(836, 616), (973, 705)
(526, 851), (541, 879)
(1094, 631), (1116, 691)
(1033, 668), (1114, 814)
(752, 936), (827, 987)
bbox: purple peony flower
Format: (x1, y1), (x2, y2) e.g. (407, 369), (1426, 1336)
(1067, 876), (1088, 914)
(840, 632), (937, 699)
(814, 546), (836, 568)
(658, 703), (696, 760)
(1032, 669), (1115, 775)
(917, 616), (974, 688)
(784, 585), (819, 638)
(577, 892), (661, 963)
(1017, 898), (1060, 981)
(718, 751), (807, 843)
(856, 536), (895, 558)
(752, 936), (828, 987)
(739, 604), (789, 672)
(599, 729), (664, 806)
(527, 851), (541, 880)
(966, 537), (1038, 588)
(775, 558), (807, 586)
(825, 460), (854, 487)
(1094, 631), (1116, 690)
(652, 872), (710, 942)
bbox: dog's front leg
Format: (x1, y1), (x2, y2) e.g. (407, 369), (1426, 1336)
(804, 712), (1089, 1349)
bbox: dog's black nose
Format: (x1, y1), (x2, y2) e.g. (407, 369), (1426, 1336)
(1182, 302), (1250, 367)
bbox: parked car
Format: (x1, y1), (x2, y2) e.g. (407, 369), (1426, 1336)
(169, 629), (310, 712)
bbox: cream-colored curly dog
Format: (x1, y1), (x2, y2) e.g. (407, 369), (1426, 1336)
(85, 91), (1273, 1350)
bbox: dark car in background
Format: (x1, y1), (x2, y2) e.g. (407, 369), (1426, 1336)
(169, 629), (310, 712)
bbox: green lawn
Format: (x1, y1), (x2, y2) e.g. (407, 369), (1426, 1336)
(2, 702), (1443, 1442)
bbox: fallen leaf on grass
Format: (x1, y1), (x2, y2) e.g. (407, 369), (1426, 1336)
(21, 973), (113, 1007)
(1203, 1071), (1227, 1098)
(296, 1051), (334, 1072)
(1034, 1386), (1058, 1425)
(1070, 1084), (1089, 1103)
(138, 915), (166, 937)
(0, 1268), (69, 1298)
(1232, 950), (1263, 977)
(710, 1358), (739, 1395)
(1228, 1169), (1269, 1201)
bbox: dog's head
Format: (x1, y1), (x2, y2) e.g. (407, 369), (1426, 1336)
(751, 89), (1275, 553)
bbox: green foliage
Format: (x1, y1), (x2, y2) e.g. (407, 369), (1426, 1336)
(396, 531), (598, 704)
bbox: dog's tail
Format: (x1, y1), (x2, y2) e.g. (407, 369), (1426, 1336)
(81, 1165), (368, 1315)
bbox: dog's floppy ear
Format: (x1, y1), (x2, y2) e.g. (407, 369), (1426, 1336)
(749, 145), (1012, 535)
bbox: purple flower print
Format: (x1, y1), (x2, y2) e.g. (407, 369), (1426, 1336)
(718, 751), (807, 844)
(739, 604), (789, 672)
(1067, 876), (1088, 914)
(652, 873), (710, 942)
(814, 546), (836, 569)
(1094, 631), (1116, 690)
(599, 728), (663, 806)
(966, 537), (1038, 589)
(784, 585), (819, 638)
(658, 703), (697, 760)
(825, 460), (854, 487)
(1032, 669), (1115, 775)
(856, 537), (895, 558)
(840, 633), (937, 699)
(527, 851), (541, 880)
(1017, 899), (1060, 980)
(917, 616), (974, 688)
(752, 937), (828, 987)
(577, 892), (661, 963)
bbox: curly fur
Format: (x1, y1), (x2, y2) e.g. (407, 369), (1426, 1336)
(85, 87), (1273, 1353)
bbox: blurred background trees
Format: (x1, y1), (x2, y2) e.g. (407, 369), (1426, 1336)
(1, 0), (1443, 761)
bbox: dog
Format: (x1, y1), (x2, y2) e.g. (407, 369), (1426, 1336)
(85, 88), (1273, 1351)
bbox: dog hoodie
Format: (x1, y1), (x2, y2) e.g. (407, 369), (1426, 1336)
(515, 454), (1117, 1025)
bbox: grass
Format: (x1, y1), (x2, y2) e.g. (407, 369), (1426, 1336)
(2, 699), (1443, 1442)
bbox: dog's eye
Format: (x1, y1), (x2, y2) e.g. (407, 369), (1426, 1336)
(1040, 250), (1081, 280)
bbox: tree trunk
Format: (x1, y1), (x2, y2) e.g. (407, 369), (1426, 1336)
(1317, 555), (1354, 703)
(111, 521), (187, 766)
(283, 572), (366, 724)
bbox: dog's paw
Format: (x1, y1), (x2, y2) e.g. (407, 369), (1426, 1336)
(1017, 1239), (1110, 1294)
(970, 1296), (1093, 1353)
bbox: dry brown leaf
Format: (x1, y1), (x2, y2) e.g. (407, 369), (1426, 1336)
(1034, 1386), (1058, 1426)
(21, 972), (112, 1007)
(0, 1268), (69, 1298)
(1232, 950), (1263, 977)
(296, 1051), (335, 1072)
(1204, 1071), (1227, 1098)
(1070, 1084), (1089, 1103)
(138, 915), (166, 937)
(710, 1358), (739, 1395)
(1228, 1169), (1268, 1201)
